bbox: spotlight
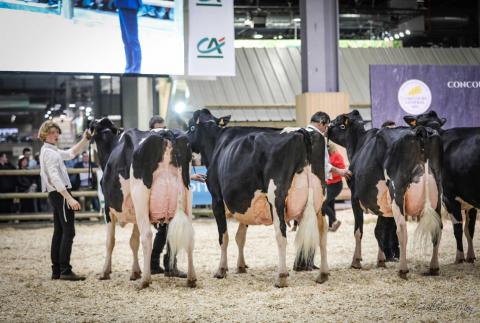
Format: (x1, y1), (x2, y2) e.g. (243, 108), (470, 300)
(405, 29), (411, 35)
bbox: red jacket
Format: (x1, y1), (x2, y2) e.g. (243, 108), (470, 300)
(327, 152), (345, 185)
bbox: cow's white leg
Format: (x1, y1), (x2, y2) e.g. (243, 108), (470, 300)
(316, 214), (329, 284)
(214, 232), (229, 278)
(129, 224), (141, 280)
(99, 213), (116, 280)
(465, 208), (477, 263)
(351, 198), (363, 269)
(130, 177), (152, 289)
(235, 223), (248, 273)
(393, 201), (408, 279)
(268, 181), (288, 288)
(186, 237), (197, 288)
(429, 230), (442, 275)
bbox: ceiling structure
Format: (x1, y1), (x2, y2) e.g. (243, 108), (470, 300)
(234, 0), (479, 47)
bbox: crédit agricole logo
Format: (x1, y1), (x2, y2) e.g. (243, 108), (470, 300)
(196, 37), (225, 58)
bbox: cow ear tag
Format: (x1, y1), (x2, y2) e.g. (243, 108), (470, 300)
(410, 119), (417, 127)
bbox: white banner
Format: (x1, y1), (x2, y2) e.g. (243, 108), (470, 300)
(187, 0), (235, 76)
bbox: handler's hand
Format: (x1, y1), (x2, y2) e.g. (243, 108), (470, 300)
(83, 129), (92, 141)
(341, 169), (353, 180)
(191, 173), (206, 183)
(67, 197), (81, 211)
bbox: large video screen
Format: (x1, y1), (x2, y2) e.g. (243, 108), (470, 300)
(0, 0), (184, 75)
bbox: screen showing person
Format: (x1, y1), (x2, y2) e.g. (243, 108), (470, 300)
(0, 0), (184, 75)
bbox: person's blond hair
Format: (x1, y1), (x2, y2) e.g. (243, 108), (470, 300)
(327, 142), (337, 154)
(38, 120), (62, 142)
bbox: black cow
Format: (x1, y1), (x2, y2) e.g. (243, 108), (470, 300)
(90, 118), (196, 289)
(187, 109), (327, 287)
(328, 110), (443, 278)
(405, 110), (479, 263)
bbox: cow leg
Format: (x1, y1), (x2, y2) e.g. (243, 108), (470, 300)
(269, 182), (288, 288)
(212, 200), (228, 279)
(129, 224), (141, 280)
(235, 223), (248, 273)
(447, 199), (465, 263)
(427, 229), (442, 276)
(351, 198), (363, 269)
(130, 179), (152, 289)
(315, 214), (329, 284)
(465, 208), (477, 263)
(392, 202), (408, 279)
(374, 216), (387, 268)
(99, 213), (116, 280)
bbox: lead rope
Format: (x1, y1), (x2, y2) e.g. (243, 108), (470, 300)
(63, 195), (67, 223)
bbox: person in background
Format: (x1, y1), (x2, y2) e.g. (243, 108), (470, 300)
(72, 151), (99, 211)
(115, 0), (142, 73)
(307, 111), (352, 180)
(16, 156), (36, 213)
(148, 116), (205, 277)
(381, 120), (396, 129)
(38, 120), (91, 281)
(22, 147), (38, 169)
(0, 152), (16, 213)
(324, 143), (345, 232)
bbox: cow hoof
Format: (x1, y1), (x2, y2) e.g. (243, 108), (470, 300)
(423, 268), (439, 276)
(274, 273), (289, 288)
(187, 279), (197, 288)
(130, 271), (142, 281)
(315, 273), (329, 284)
(466, 257), (476, 263)
(136, 280), (150, 290)
(377, 260), (386, 268)
(350, 259), (362, 269)
(455, 258), (465, 264)
(237, 266), (247, 274)
(98, 273), (110, 280)
(213, 268), (227, 279)
(398, 270), (409, 280)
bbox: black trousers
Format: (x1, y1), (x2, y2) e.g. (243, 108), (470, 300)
(151, 223), (167, 268)
(48, 190), (75, 274)
(324, 181), (343, 227)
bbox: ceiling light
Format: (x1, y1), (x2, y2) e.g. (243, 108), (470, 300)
(69, 103), (76, 108)
(278, 35), (283, 39)
(394, 34), (400, 39)
(405, 29), (411, 35)
(292, 17), (301, 23)
(399, 32), (405, 37)
(174, 101), (186, 113)
(253, 33), (263, 39)
(389, 36), (394, 41)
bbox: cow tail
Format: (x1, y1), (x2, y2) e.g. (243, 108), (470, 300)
(294, 185), (320, 268)
(414, 160), (442, 254)
(166, 191), (194, 270)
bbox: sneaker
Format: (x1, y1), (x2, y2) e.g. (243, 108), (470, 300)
(151, 266), (164, 275)
(164, 269), (187, 278)
(59, 270), (86, 281)
(330, 220), (342, 232)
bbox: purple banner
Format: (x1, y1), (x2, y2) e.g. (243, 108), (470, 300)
(370, 65), (480, 128)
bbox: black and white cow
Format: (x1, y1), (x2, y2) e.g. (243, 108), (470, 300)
(328, 110), (444, 278)
(187, 109), (327, 287)
(90, 118), (196, 288)
(404, 110), (479, 263)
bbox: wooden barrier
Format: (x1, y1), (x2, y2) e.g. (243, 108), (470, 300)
(0, 168), (98, 176)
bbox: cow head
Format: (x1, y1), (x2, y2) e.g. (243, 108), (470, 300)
(89, 118), (122, 169)
(187, 109), (231, 153)
(404, 110), (447, 130)
(328, 110), (364, 147)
